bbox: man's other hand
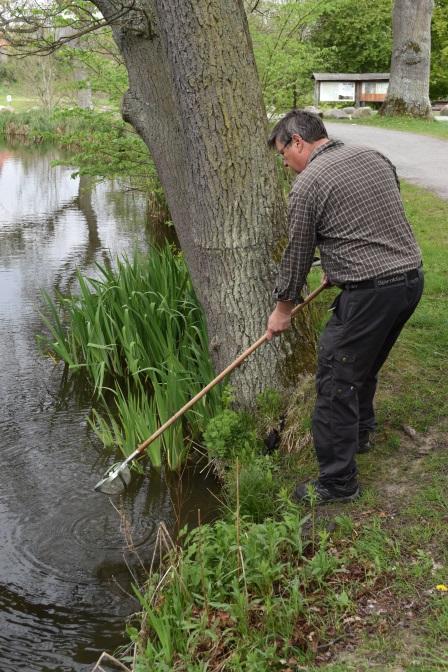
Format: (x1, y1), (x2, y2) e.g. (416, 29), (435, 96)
(266, 301), (294, 340)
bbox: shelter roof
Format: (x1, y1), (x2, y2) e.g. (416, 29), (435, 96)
(312, 72), (390, 81)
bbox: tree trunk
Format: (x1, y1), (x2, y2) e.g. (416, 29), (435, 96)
(380, 0), (434, 117)
(91, 0), (317, 406)
(73, 62), (93, 109)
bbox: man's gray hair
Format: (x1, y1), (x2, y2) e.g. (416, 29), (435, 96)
(268, 110), (328, 147)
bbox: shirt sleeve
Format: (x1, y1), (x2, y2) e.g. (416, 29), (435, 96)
(273, 182), (317, 303)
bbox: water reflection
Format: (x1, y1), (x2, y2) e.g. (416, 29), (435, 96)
(0, 144), (217, 671)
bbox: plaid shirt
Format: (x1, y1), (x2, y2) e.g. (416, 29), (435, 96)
(274, 140), (422, 303)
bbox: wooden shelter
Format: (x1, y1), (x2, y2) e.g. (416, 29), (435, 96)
(312, 73), (390, 106)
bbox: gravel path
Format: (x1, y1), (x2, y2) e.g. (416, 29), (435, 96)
(325, 122), (448, 200)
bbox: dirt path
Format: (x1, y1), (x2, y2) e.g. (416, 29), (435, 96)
(325, 122), (448, 201)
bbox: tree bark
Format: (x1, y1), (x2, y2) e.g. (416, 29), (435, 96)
(91, 0), (317, 406)
(380, 0), (434, 117)
(73, 60), (93, 109)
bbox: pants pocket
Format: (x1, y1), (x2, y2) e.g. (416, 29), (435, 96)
(316, 349), (357, 398)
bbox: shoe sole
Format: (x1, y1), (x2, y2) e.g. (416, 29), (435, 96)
(317, 487), (361, 505)
(292, 487), (361, 506)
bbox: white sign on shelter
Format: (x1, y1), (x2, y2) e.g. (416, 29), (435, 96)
(319, 81), (355, 102)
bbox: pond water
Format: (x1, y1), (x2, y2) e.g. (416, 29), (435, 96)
(0, 145), (217, 671)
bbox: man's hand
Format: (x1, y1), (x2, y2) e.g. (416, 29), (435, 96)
(266, 301), (294, 341)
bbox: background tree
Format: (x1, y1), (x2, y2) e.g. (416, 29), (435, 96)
(380, 0), (434, 116)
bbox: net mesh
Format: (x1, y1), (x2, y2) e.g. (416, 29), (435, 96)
(94, 464), (132, 495)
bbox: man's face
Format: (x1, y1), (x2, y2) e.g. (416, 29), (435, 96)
(275, 133), (308, 174)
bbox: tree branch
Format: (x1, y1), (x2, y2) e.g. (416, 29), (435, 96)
(0, 0), (138, 56)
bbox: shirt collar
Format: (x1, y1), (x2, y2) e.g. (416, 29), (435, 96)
(308, 139), (344, 164)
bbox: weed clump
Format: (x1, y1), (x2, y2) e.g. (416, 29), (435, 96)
(226, 456), (279, 522)
(130, 507), (403, 671)
(203, 388), (289, 521)
(203, 408), (260, 462)
(203, 381), (319, 522)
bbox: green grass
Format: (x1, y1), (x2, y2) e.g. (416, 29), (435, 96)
(0, 83), (39, 112)
(328, 113), (448, 140)
(129, 503), (399, 671)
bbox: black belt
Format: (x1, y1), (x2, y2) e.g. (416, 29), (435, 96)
(341, 267), (421, 291)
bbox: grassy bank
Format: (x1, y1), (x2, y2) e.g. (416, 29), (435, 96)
(0, 106), (169, 231)
(328, 113), (448, 140)
(0, 107), (157, 183)
(122, 182), (448, 671)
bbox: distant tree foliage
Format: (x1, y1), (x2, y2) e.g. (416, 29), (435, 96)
(431, 0), (448, 98)
(57, 26), (128, 104)
(2, 0), (446, 109)
(247, 0), (340, 114)
(255, 0), (445, 106)
(309, 0), (393, 74)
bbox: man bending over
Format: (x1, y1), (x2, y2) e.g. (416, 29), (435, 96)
(267, 110), (423, 504)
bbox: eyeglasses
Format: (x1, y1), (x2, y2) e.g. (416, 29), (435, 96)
(278, 136), (293, 156)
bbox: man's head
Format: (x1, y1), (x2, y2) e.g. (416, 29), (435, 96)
(268, 110), (329, 173)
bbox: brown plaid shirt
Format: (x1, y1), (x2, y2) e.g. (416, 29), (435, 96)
(274, 140), (422, 303)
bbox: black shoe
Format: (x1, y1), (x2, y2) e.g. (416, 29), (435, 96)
(357, 430), (374, 454)
(292, 479), (360, 505)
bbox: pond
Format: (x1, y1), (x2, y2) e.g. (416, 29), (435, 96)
(0, 144), (217, 671)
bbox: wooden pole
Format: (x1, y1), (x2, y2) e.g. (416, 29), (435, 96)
(136, 280), (328, 455)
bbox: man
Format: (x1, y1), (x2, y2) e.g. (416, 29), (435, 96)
(266, 110), (423, 505)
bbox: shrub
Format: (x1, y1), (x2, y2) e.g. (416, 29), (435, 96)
(203, 408), (260, 462)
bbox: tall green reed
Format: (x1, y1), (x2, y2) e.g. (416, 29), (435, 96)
(40, 245), (221, 469)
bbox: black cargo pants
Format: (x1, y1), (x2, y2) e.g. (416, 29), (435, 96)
(312, 268), (424, 494)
